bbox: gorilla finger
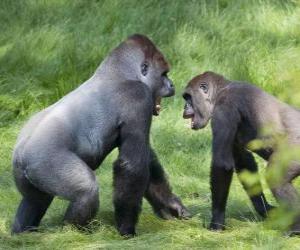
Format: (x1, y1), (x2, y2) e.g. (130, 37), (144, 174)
(180, 207), (192, 219)
(155, 208), (174, 220)
(167, 197), (191, 219)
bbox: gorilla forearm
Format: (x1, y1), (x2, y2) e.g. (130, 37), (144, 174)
(113, 158), (149, 236)
(112, 116), (151, 236)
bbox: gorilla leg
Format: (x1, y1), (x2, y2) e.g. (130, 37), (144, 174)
(13, 197), (53, 234)
(267, 162), (300, 234)
(210, 166), (234, 230)
(63, 186), (99, 227)
(234, 149), (274, 217)
(60, 160), (99, 227)
(144, 148), (190, 219)
(21, 153), (99, 228)
(12, 174), (53, 234)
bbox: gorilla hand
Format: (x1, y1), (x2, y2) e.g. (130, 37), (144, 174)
(155, 195), (191, 220)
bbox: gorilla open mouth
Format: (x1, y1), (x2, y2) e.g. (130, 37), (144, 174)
(183, 112), (206, 130)
(153, 97), (162, 116)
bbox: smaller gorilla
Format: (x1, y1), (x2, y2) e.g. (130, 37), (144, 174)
(12, 34), (190, 237)
(182, 71), (300, 234)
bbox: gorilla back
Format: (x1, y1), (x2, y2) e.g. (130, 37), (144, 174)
(12, 34), (189, 236)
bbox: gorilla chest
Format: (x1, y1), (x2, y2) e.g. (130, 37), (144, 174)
(76, 128), (118, 170)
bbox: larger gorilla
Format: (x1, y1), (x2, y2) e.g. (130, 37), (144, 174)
(12, 34), (189, 236)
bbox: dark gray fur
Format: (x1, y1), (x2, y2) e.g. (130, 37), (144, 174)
(183, 71), (300, 234)
(12, 34), (190, 236)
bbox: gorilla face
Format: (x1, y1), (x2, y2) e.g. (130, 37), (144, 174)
(140, 55), (175, 116)
(182, 74), (214, 130)
(113, 34), (175, 116)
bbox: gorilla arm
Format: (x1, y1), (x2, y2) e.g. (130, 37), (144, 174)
(209, 106), (239, 230)
(145, 148), (191, 219)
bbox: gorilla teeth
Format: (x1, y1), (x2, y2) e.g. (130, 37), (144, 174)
(156, 104), (161, 113)
(191, 116), (196, 128)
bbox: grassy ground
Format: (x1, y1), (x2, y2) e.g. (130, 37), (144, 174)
(1, 0), (300, 249)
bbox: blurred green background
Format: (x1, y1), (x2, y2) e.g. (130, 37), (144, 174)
(1, 0), (300, 249)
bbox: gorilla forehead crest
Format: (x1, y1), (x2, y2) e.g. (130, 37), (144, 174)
(126, 34), (170, 70)
(188, 71), (227, 88)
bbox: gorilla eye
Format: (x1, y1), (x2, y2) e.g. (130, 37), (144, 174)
(141, 62), (148, 76)
(200, 83), (208, 94)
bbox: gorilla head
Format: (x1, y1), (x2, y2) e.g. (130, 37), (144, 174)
(100, 34), (175, 116)
(182, 71), (227, 129)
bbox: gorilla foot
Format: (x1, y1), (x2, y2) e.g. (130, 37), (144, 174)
(256, 204), (276, 219)
(209, 222), (225, 231)
(118, 224), (136, 238)
(11, 226), (39, 235)
(286, 230), (300, 237)
(286, 218), (300, 237)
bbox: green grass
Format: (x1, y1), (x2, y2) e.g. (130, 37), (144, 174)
(1, 0), (300, 249)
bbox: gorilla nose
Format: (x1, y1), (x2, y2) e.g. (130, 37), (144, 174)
(167, 87), (175, 97)
(168, 81), (175, 96)
(169, 79), (175, 88)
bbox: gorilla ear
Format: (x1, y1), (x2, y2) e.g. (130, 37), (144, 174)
(141, 62), (149, 76)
